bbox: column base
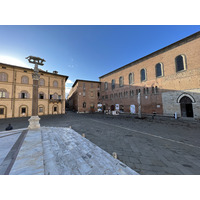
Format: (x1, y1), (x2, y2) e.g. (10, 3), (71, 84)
(28, 116), (40, 129)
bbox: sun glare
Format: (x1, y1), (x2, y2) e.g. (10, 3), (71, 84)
(0, 55), (29, 68)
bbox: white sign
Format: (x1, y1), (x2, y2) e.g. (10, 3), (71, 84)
(97, 104), (102, 112)
(115, 104), (119, 110)
(130, 105), (135, 114)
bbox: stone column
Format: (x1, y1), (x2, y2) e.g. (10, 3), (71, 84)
(28, 64), (41, 129)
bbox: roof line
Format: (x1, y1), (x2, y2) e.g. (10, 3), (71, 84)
(99, 31), (200, 79)
(0, 62), (68, 81)
(72, 79), (100, 87)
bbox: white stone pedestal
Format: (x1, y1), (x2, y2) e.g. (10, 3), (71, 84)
(28, 116), (40, 129)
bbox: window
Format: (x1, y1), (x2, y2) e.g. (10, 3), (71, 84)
(143, 88), (149, 95)
(83, 83), (85, 91)
(0, 108), (4, 115)
(155, 86), (158, 94)
(58, 95), (61, 100)
(155, 63), (163, 77)
(83, 91), (86, 96)
(140, 69), (146, 82)
(0, 72), (8, 82)
(129, 73), (134, 85)
(146, 88), (149, 94)
(54, 107), (57, 112)
(91, 91), (94, 97)
(21, 76), (29, 84)
(39, 107), (43, 112)
(39, 78), (45, 86)
(50, 94), (53, 99)
(0, 90), (6, 98)
(175, 55), (186, 72)
(53, 80), (58, 87)
(39, 93), (44, 99)
(21, 92), (27, 99)
(21, 108), (26, 114)
(104, 82), (108, 90)
(105, 95), (108, 99)
(97, 91), (100, 98)
(130, 90), (134, 97)
(83, 102), (86, 108)
(119, 76), (124, 87)
(111, 79), (115, 90)
(102, 96), (104, 100)
(152, 87), (155, 94)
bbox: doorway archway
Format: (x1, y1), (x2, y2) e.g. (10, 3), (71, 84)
(179, 96), (194, 117)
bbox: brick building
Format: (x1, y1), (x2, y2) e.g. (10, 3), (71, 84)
(99, 31), (200, 119)
(0, 63), (68, 119)
(67, 80), (100, 113)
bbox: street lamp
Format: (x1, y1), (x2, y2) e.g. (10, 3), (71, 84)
(26, 56), (46, 129)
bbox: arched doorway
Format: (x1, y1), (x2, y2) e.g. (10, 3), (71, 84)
(179, 96), (194, 117)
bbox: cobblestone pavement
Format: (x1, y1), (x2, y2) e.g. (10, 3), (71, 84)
(1, 112), (200, 175)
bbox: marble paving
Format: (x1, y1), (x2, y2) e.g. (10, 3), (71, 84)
(2, 127), (138, 175)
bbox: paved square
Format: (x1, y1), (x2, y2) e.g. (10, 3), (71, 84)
(0, 112), (200, 174)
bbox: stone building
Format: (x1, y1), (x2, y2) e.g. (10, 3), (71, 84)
(99, 31), (200, 119)
(67, 80), (100, 113)
(0, 62), (68, 119)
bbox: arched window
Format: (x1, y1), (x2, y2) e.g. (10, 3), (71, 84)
(155, 63), (164, 77)
(140, 69), (146, 82)
(53, 80), (58, 87)
(104, 82), (108, 90)
(38, 105), (45, 113)
(53, 105), (58, 112)
(155, 86), (158, 94)
(83, 102), (86, 108)
(129, 73), (134, 85)
(21, 76), (29, 84)
(119, 76), (124, 87)
(39, 78), (45, 86)
(0, 72), (8, 82)
(111, 79), (115, 90)
(39, 92), (45, 99)
(20, 91), (29, 99)
(0, 89), (8, 98)
(152, 86), (154, 94)
(175, 55), (187, 72)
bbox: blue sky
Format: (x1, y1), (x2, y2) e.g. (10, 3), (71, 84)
(0, 25), (200, 96)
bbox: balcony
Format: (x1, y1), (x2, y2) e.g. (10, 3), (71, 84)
(49, 99), (62, 103)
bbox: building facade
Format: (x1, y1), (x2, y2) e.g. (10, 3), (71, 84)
(0, 63), (68, 119)
(67, 80), (100, 113)
(99, 31), (200, 119)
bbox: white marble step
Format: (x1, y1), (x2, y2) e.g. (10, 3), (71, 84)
(41, 127), (138, 175)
